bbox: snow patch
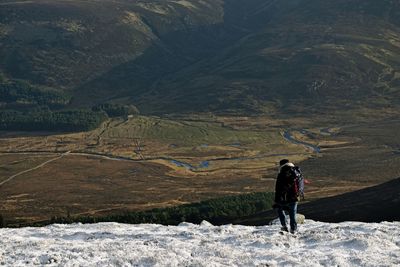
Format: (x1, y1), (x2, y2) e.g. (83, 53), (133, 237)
(0, 220), (399, 266)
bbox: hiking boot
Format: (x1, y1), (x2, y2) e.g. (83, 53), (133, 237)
(281, 226), (289, 232)
(290, 229), (296, 234)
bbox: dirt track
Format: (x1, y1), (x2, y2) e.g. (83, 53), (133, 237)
(0, 151), (70, 187)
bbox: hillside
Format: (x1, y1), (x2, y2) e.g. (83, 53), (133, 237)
(1, 0), (399, 116)
(0, 0), (224, 89)
(0, 220), (399, 266)
(236, 177), (400, 225)
(150, 0), (400, 114)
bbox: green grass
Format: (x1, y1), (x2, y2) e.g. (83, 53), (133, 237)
(102, 116), (280, 146)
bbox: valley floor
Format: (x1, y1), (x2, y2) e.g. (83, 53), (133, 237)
(0, 220), (399, 266)
(1, 116), (399, 224)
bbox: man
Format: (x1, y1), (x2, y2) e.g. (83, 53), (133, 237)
(274, 159), (301, 234)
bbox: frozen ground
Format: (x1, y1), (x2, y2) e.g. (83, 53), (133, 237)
(0, 220), (399, 266)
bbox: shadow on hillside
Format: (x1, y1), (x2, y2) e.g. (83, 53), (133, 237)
(234, 178), (400, 225)
(73, 0), (285, 113)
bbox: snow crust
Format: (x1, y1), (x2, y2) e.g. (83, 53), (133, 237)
(0, 220), (399, 266)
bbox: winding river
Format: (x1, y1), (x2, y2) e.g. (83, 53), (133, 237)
(282, 130), (321, 153)
(1, 129), (322, 172)
(168, 129), (322, 170)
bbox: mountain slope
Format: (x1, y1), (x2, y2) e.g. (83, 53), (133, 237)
(1, 0), (400, 115)
(0, 0), (225, 88)
(130, 0), (400, 114)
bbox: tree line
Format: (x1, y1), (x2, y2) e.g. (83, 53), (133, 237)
(92, 103), (139, 118)
(49, 192), (275, 226)
(0, 80), (70, 108)
(0, 80), (140, 132)
(0, 109), (107, 132)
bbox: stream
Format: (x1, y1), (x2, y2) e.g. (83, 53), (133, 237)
(1, 129), (322, 172)
(282, 130), (321, 153)
(169, 129), (322, 170)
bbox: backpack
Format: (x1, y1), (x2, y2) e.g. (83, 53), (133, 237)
(292, 166), (305, 201)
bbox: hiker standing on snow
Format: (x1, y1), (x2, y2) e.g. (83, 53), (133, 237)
(274, 159), (304, 234)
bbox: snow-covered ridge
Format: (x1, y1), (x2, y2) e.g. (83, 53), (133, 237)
(0, 220), (399, 266)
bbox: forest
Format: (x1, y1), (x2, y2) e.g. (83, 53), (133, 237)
(0, 109), (107, 132)
(0, 80), (139, 132)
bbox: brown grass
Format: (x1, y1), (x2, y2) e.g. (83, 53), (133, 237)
(0, 116), (399, 224)
(0, 154), (273, 224)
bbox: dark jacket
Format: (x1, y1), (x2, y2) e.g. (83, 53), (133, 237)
(274, 163), (299, 204)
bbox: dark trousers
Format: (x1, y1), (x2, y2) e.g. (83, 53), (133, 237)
(277, 202), (298, 231)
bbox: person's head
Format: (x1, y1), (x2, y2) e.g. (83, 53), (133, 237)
(279, 159), (289, 166)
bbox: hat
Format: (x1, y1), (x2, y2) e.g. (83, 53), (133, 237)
(279, 159), (289, 166)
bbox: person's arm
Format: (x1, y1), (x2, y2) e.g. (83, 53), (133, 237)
(275, 174), (284, 203)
